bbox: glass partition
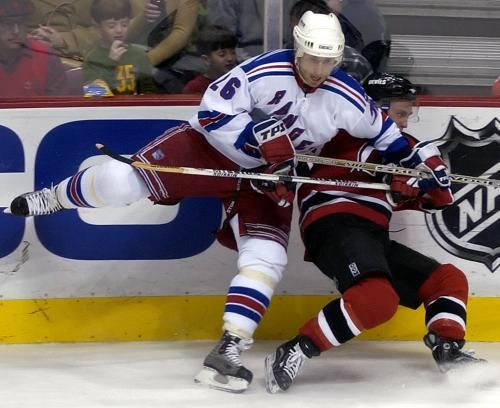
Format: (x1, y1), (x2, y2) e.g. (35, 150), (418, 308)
(0, 0), (498, 99)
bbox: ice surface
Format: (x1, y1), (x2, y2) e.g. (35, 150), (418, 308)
(0, 340), (499, 408)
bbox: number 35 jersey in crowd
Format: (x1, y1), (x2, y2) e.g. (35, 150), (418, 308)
(189, 49), (408, 169)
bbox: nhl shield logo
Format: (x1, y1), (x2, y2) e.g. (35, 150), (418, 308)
(425, 117), (500, 272)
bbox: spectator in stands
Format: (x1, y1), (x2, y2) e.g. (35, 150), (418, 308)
(82, 0), (156, 96)
(341, 0), (390, 71)
(288, 0), (372, 82)
(28, 0), (144, 65)
(323, 0), (364, 52)
(126, 0), (200, 93)
(206, 0), (264, 62)
(0, 0), (68, 97)
(182, 25), (236, 94)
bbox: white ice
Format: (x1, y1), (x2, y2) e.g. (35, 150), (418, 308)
(0, 340), (499, 408)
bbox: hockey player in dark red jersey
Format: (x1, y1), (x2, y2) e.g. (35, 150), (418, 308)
(264, 72), (486, 394)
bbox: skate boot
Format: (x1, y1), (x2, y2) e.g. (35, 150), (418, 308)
(7, 187), (63, 217)
(194, 331), (253, 393)
(265, 335), (320, 393)
(424, 332), (486, 373)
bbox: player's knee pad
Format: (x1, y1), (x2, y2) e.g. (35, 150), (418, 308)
(343, 275), (400, 330)
(417, 264), (468, 305)
(93, 160), (149, 206)
(237, 236), (287, 288)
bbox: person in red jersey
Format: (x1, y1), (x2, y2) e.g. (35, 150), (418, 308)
(264, 72), (485, 394)
(0, 0), (67, 97)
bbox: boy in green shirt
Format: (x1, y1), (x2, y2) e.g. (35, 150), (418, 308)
(83, 0), (157, 95)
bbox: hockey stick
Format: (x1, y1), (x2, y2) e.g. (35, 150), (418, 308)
(96, 144), (390, 191)
(296, 154), (500, 189)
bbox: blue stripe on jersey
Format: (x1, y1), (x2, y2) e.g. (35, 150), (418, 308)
(240, 49), (294, 73)
(204, 113), (236, 132)
(228, 286), (270, 307)
(234, 121), (255, 149)
(333, 68), (366, 95)
(248, 71), (295, 83)
(369, 116), (396, 145)
(224, 304), (262, 323)
(197, 110), (225, 128)
(75, 171), (92, 207)
(383, 137), (412, 163)
(320, 83), (365, 113)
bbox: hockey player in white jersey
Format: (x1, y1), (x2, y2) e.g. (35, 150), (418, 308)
(7, 12), (451, 393)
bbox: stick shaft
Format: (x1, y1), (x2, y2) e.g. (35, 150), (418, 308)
(96, 144), (390, 191)
(296, 154), (500, 188)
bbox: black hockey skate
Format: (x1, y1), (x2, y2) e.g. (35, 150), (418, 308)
(264, 335), (320, 393)
(7, 187), (63, 217)
(194, 331), (253, 393)
(424, 332), (486, 373)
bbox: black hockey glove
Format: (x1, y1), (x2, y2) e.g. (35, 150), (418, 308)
(250, 161), (295, 207)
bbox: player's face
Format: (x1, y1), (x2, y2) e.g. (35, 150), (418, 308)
(388, 100), (414, 130)
(0, 17), (27, 51)
(97, 18), (129, 45)
(206, 48), (237, 77)
(296, 53), (340, 88)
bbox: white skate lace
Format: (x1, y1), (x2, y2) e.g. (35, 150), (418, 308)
(25, 187), (62, 215)
(224, 341), (244, 366)
(282, 346), (306, 380)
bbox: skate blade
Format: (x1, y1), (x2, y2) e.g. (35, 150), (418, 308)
(264, 354), (281, 394)
(194, 366), (249, 393)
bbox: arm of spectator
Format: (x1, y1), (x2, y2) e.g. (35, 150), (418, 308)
(55, 27), (101, 58)
(128, 0), (199, 67)
(206, 0), (238, 35)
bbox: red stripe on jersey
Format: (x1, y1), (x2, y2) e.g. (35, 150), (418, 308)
(327, 78), (366, 107)
(69, 171), (88, 208)
(198, 113), (226, 128)
(247, 64), (293, 76)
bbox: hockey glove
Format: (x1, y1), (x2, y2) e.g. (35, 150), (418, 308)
(250, 162), (295, 207)
(386, 175), (453, 211)
(419, 186), (454, 210)
(250, 118), (295, 164)
(400, 141), (451, 191)
(385, 175), (421, 207)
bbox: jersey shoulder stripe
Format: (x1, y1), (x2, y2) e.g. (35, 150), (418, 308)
(333, 68), (366, 95)
(240, 49), (293, 73)
(248, 69), (295, 83)
(320, 81), (366, 113)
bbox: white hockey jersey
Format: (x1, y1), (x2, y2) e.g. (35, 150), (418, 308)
(189, 49), (409, 169)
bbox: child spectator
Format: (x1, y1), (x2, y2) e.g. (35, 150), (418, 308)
(182, 25), (236, 94)
(83, 0), (157, 96)
(0, 0), (68, 97)
(28, 0), (144, 65)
